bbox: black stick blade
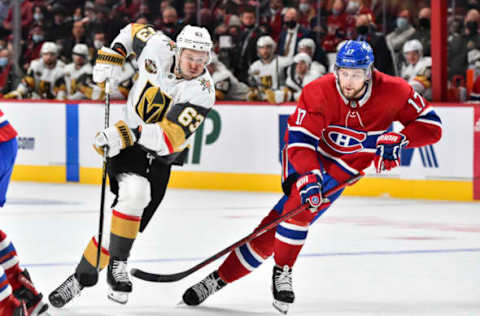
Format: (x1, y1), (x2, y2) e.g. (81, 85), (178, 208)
(130, 268), (189, 282)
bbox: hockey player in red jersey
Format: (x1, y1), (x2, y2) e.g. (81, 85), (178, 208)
(0, 109), (48, 316)
(181, 40), (442, 314)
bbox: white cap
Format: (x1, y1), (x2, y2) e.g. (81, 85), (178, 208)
(72, 43), (88, 58)
(294, 52), (312, 64)
(40, 42), (58, 55)
(257, 35), (276, 50)
(298, 38), (316, 51)
(403, 39), (423, 54)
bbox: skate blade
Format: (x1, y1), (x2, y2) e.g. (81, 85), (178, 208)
(272, 299), (290, 314)
(107, 289), (129, 305)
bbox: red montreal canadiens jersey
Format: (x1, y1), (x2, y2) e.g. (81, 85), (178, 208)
(0, 108), (17, 142)
(283, 71), (442, 183)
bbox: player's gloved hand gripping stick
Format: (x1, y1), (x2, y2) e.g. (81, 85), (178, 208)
(131, 172), (364, 282)
(374, 132), (408, 173)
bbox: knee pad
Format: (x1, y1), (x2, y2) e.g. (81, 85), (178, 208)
(115, 174), (150, 215)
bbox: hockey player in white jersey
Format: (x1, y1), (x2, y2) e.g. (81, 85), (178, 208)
(296, 38), (326, 78)
(65, 43), (98, 100)
(400, 39), (432, 100)
(5, 42), (66, 99)
(48, 23), (215, 308)
(285, 52), (319, 101)
(207, 52), (249, 100)
(247, 35), (292, 104)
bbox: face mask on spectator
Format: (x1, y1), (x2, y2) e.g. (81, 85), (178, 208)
(0, 57), (8, 67)
(34, 13), (43, 21)
(332, 8), (340, 15)
(32, 34), (44, 43)
(299, 4), (309, 13)
(466, 21), (478, 34)
(94, 40), (104, 49)
(356, 25), (369, 35)
(345, 1), (359, 14)
(418, 17), (430, 29)
(396, 17), (408, 29)
(284, 20), (297, 29)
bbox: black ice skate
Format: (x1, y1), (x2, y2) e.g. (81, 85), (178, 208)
(13, 269), (49, 315)
(48, 274), (83, 308)
(272, 265), (295, 314)
(107, 257), (132, 304)
(182, 270), (226, 306)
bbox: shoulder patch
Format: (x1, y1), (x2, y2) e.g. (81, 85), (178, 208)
(167, 40), (176, 51)
(144, 59), (158, 74)
(198, 78), (212, 94)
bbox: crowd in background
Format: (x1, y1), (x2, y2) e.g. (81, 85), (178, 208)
(0, 0), (479, 102)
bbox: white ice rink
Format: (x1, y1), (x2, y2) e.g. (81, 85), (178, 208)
(1, 181), (480, 316)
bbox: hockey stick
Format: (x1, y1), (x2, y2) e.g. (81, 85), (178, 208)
(96, 80), (111, 270)
(131, 172), (364, 282)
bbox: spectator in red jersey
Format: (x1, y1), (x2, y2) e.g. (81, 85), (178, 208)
(2, 0), (34, 33)
(321, 0), (348, 53)
(0, 48), (14, 96)
(21, 24), (46, 71)
(298, 0), (316, 28)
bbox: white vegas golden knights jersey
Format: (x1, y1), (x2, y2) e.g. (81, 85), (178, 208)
(21, 58), (66, 99)
(65, 62), (96, 100)
(248, 55), (292, 90)
(400, 56), (432, 99)
(111, 23), (215, 159)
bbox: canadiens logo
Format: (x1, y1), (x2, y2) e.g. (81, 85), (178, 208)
(144, 59), (158, 74)
(198, 78), (212, 93)
(322, 126), (367, 154)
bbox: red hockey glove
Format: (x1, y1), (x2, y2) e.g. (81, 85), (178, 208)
(296, 172), (324, 210)
(374, 132), (408, 173)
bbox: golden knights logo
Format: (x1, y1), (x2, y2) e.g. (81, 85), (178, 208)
(198, 78), (212, 94)
(135, 81), (172, 123)
(167, 41), (176, 51)
(145, 59), (158, 74)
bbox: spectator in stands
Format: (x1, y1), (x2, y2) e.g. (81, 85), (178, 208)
(232, 6), (266, 84)
(207, 52), (249, 101)
(21, 24), (46, 71)
(344, 0), (375, 23)
(72, 6), (84, 22)
(2, 0), (34, 33)
(277, 7), (315, 58)
(354, 13), (394, 75)
(400, 39), (432, 100)
(159, 6), (179, 39)
(60, 21), (88, 64)
(412, 7), (431, 57)
(180, 0), (197, 27)
(296, 38), (326, 77)
(321, 0), (348, 53)
(247, 35), (292, 104)
(0, 47), (14, 96)
(448, 9), (480, 79)
(298, 0), (316, 28)
(286, 52), (319, 101)
(89, 29), (108, 62)
(386, 9), (416, 76)
(263, 0), (285, 41)
(32, 5), (48, 28)
(45, 4), (72, 43)
(5, 41), (66, 100)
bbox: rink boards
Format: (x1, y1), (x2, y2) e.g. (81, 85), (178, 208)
(2, 100), (479, 201)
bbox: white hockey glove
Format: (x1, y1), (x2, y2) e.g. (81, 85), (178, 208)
(92, 47), (125, 84)
(94, 120), (137, 157)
